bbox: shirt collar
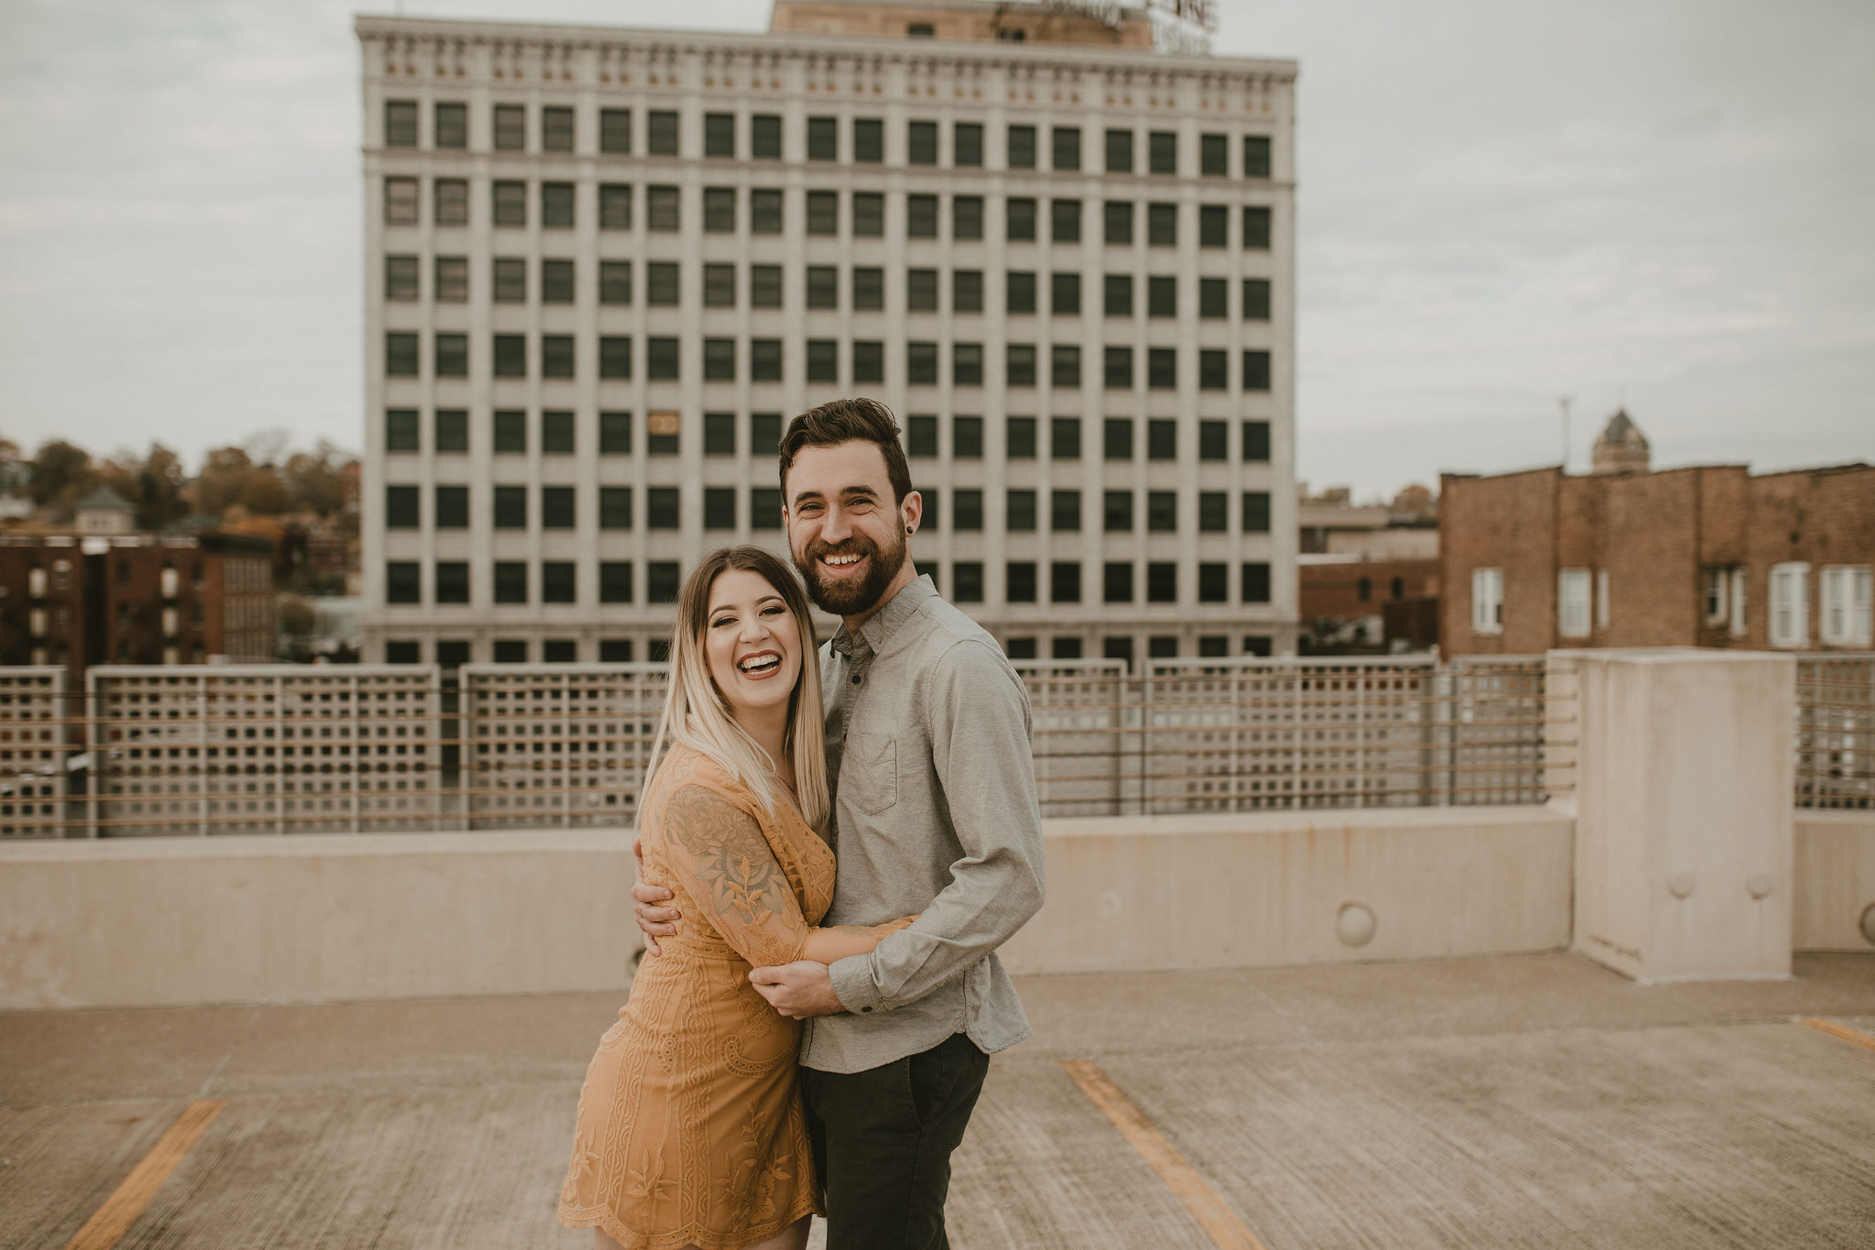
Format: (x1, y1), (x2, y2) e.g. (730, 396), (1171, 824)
(830, 574), (936, 658)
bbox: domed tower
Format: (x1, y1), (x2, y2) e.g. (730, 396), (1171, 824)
(1591, 408), (1651, 476)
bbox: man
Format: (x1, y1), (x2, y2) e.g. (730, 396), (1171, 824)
(633, 398), (1046, 1250)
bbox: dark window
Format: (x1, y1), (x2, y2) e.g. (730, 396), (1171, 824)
(853, 193), (884, 237)
(751, 487), (783, 530)
(647, 262), (679, 307)
(908, 269), (939, 312)
(705, 112), (735, 158)
(1243, 135), (1272, 178)
(919, 487), (938, 530)
(600, 261), (632, 305)
(542, 410), (575, 453)
(1199, 206), (1228, 250)
(435, 562), (469, 604)
(953, 562), (984, 603)
(600, 336), (633, 379)
(493, 411), (526, 453)
(907, 341), (939, 386)
(953, 269), (983, 313)
(1148, 275), (1177, 318)
(1148, 562), (1177, 604)
(434, 178), (467, 225)
(1007, 562), (1037, 604)
(493, 334), (526, 378)
(647, 185), (679, 232)
(1242, 562), (1271, 604)
(542, 562), (576, 604)
(435, 639), (471, 669)
(1148, 491), (1178, 533)
(1051, 489), (1081, 532)
(1149, 130), (1177, 175)
(385, 176), (419, 224)
(1052, 272), (1081, 316)
(953, 195), (984, 240)
(493, 561), (528, 604)
(1104, 274), (1133, 317)
(954, 490), (983, 531)
(1358, 577), (1373, 602)
(1104, 636), (1135, 672)
(386, 561), (421, 604)
(751, 339), (782, 382)
(1103, 348), (1133, 391)
(1148, 419), (1177, 461)
(704, 187), (736, 233)
(386, 485), (419, 529)
(386, 255), (418, 301)
(1007, 270), (1036, 314)
(1200, 350), (1228, 391)
(954, 343), (983, 386)
(386, 409), (420, 451)
(1006, 344), (1036, 387)
(1104, 201), (1133, 245)
(907, 194), (939, 238)
(1243, 350), (1272, 392)
(600, 486), (633, 529)
(1006, 197), (1037, 241)
(1199, 492), (1227, 532)
(648, 486), (681, 529)
(1050, 198), (1081, 243)
(1148, 347), (1177, 390)
(435, 101), (466, 149)
(1103, 562), (1133, 604)
(1242, 492), (1271, 533)
(1007, 489), (1037, 531)
(808, 116), (837, 161)
(955, 122), (983, 166)
(600, 562), (632, 602)
(806, 190), (838, 236)
(600, 108), (631, 154)
(542, 486), (576, 529)
(435, 333), (468, 378)
(751, 265), (782, 308)
(599, 639), (633, 661)
(704, 338), (736, 381)
(909, 22), (935, 37)
(543, 640), (578, 663)
(953, 415), (983, 458)
(1199, 420), (1227, 462)
(648, 412), (680, 455)
(909, 120), (938, 165)
(1201, 133), (1227, 176)
(493, 639), (528, 663)
(854, 117), (883, 163)
(1104, 490), (1133, 532)
(752, 114), (781, 159)
(1104, 417), (1133, 459)
(750, 189), (783, 234)
(1243, 279), (1272, 320)
(647, 337), (679, 380)
(541, 182), (574, 228)
(1052, 416), (1082, 460)
(648, 110), (678, 155)
(1007, 416), (1037, 458)
(705, 263), (737, 308)
(1051, 561), (1082, 604)
(599, 184), (631, 230)
(649, 563), (681, 605)
(1149, 636), (1179, 659)
(436, 409), (468, 452)
(1243, 420), (1271, 462)
(1244, 206), (1272, 249)
(853, 267), (884, 310)
(1052, 126), (1081, 171)
(494, 485), (527, 529)
(542, 259), (574, 304)
(704, 487), (737, 530)
(1200, 277), (1228, 319)
(1104, 128), (1133, 173)
(1392, 577), (1405, 600)
(1008, 124), (1036, 168)
(386, 332), (419, 377)
(436, 256), (468, 303)
(806, 266), (837, 310)
(493, 257), (526, 303)
(1051, 345), (1081, 388)
(1005, 637), (1037, 660)
(750, 413), (782, 453)
(493, 103), (525, 150)
(600, 412), (631, 454)
(1148, 202), (1177, 246)
(853, 341), (884, 384)
(542, 106), (574, 153)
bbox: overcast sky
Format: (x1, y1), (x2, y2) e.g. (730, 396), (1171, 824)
(1, 0), (1869, 499)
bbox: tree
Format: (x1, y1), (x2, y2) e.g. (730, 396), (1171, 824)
(193, 446), (256, 518)
(29, 440), (93, 507)
(239, 469), (291, 515)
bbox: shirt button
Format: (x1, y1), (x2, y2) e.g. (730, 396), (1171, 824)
(851, 675), (863, 685)
(860, 1006), (873, 1013)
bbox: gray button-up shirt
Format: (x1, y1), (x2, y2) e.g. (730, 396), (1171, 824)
(803, 575), (1047, 1074)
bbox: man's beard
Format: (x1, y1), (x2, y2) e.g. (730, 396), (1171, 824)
(795, 528), (907, 617)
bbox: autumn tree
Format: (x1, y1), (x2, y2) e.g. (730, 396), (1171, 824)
(29, 440), (94, 508)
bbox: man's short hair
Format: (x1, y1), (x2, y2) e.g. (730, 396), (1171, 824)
(779, 397), (914, 505)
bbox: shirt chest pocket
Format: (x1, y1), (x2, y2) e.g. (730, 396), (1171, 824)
(843, 733), (898, 815)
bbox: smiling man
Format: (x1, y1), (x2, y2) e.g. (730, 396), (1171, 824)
(634, 398), (1046, 1250)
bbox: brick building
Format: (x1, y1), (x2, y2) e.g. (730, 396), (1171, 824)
(1441, 456), (1874, 655)
(1298, 554), (1439, 652)
(0, 531), (276, 685)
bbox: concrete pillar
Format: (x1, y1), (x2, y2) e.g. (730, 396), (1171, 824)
(1566, 648), (1794, 982)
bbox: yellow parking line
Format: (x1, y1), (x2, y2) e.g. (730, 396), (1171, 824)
(1061, 1059), (1271, 1250)
(1801, 1018), (1875, 1054)
(65, 1099), (228, 1250)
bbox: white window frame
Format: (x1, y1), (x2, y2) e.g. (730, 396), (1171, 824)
(1557, 568), (1591, 639)
(1596, 569), (1610, 631)
(1701, 566), (1728, 625)
(1820, 565), (1873, 647)
(1768, 562), (1809, 649)
(1471, 567), (1503, 636)
(1729, 567), (1748, 637)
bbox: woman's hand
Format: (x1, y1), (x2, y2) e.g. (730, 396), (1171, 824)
(632, 838), (681, 956)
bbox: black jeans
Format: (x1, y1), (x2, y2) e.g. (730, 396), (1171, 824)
(800, 1031), (990, 1250)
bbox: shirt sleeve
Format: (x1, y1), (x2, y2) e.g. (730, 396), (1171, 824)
(827, 638), (1047, 1015)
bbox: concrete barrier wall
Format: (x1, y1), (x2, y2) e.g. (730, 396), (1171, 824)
(1, 807), (1574, 1011)
(1794, 812), (1875, 951)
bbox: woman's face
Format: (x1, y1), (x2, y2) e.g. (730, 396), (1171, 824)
(703, 567), (804, 722)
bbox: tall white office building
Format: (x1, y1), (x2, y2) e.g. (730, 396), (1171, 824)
(357, 0), (1297, 668)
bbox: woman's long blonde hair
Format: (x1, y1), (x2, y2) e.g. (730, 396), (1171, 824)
(641, 546), (829, 831)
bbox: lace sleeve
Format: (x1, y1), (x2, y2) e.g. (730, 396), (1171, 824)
(662, 783), (812, 969)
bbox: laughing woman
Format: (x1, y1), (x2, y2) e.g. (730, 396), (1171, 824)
(557, 546), (913, 1250)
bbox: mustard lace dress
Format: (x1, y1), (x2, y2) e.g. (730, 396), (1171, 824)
(557, 746), (908, 1249)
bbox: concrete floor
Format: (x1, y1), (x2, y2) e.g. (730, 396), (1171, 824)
(4, 953), (1875, 1249)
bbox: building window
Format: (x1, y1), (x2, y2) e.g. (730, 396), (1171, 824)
(1728, 567), (1746, 636)
(493, 639), (528, 663)
(600, 336), (633, 380)
(493, 257), (526, 304)
(1007, 489), (1037, 532)
(704, 112), (735, 158)
(1238, 491), (1271, 534)
(647, 262), (679, 306)
(853, 117), (883, 163)
(385, 100), (418, 147)
(807, 340), (838, 383)
(808, 116), (837, 161)
(385, 640), (421, 664)
(751, 487), (783, 531)
(952, 562), (984, 603)
(600, 486), (633, 530)
(1006, 637), (1037, 660)
(1472, 568), (1504, 635)
(1105, 274), (1133, 318)
(1199, 350), (1228, 391)
(751, 189), (783, 234)
(1006, 271), (1037, 315)
(1052, 272), (1081, 316)
(385, 485), (419, 529)
(1104, 490), (1133, 532)
(1051, 346), (1081, 388)
(648, 411), (680, 455)
(492, 180), (526, 227)
(954, 270), (984, 313)
(1703, 566), (1729, 625)
(1051, 562), (1081, 604)
(704, 187), (736, 233)
(1149, 130), (1177, 175)
(853, 193), (884, 237)
(1243, 421), (1271, 462)
(704, 338), (737, 382)
(704, 412), (737, 457)
(1052, 126), (1081, 171)
(436, 410), (468, 452)
(1244, 206), (1272, 249)
(433, 562), (468, 605)
(1821, 565), (1873, 646)
(1049, 197), (1081, 244)
(751, 339), (782, 382)
(907, 194), (939, 238)
(493, 334), (526, 378)
(1005, 344), (1037, 388)
(1199, 493), (1227, 533)
(1199, 564), (1228, 604)
(1006, 197), (1037, 242)
(1148, 202), (1177, 246)
(706, 263), (738, 308)
(541, 336), (574, 379)
(954, 490), (984, 532)
(541, 410), (574, 454)
(1198, 277), (1228, 320)
(542, 562), (576, 604)
(954, 343), (983, 387)
(1148, 275), (1177, 318)
(854, 341), (884, 384)
(746, 264), (781, 308)
(838, 267), (878, 312)
(493, 485), (527, 529)
(1148, 348), (1177, 390)
(436, 256), (468, 303)
(1198, 206), (1228, 251)
(647, 110), (678, 156)
(955, 122), (983, 167)
(1008, 124), (1037, 169)
(1769, 562), (1811, 647)
(751, 114), (781, 159)
(599, 184), (632, 230)
(1007, 416), (1037, 459)
(907, 341), (939, 386)
(1096, 563), (1131, 605)
(598, 411), (632, 455)
(953, 195), (984, 240)
(492, 103), (525, 151)
(1007, 562), (1038, 604)
(1558, 569), (1592, 638)
(1051, 489), (1082, 533)
(542, 106), (574, 153)
(494, 411), (527, 454)
(597, 561), (633, 605)
(1244, 135), (1273, 178)
(648, 487), (681, 530)
(435, 101), (466, 149)
(385, 255), (419, 301)
(542, 640), (578, 663)
(648, 563), (681, 605)
(1105, 128), (1133, 173)
(907, 269), (938, 312)
(1139, 419), (1173, 461)
(1051, 416), (1082, 460)
(1103, 201), (1133, 245)
(1148, 491), (1177, 533)
(1201, 133), (1228, 176)
(384, 177), (419, 225)
(1104, 417), (1133, 459)
(647, 185), (680, 232)
(909, 120), (938, 165)
(600, 261), (632, 305)
(386, 561), (421, 605)
(600, 108), (631, 154)
(705, 488), (738, 530)
(1244, 279), (1272, 320)
(1243, 350), (1272, 392)
(1198, 421), (1227, 462)
(434, 178), (468, 226)
(385, 332), (419, 378)
(805, 190), (838, 237)
(1147, 563), (1177, 604)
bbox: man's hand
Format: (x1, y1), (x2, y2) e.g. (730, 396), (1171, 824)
(749, 961), (844, 1019)
(632, 838), (680, 957)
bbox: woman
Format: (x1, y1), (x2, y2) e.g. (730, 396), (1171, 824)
(557, 546), (913, 1250)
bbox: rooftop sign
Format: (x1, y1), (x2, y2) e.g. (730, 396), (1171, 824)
(1046, 0), (1218, 53)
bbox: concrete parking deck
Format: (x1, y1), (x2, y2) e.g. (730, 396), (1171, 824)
(4, 953), (1874, 1249)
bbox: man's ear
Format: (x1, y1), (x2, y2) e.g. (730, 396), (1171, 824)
(901, 490), (924, 534)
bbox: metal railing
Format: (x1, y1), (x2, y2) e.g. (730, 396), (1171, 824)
(2, 656), (1567, 837)
(1796, 654), (1874, 811)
